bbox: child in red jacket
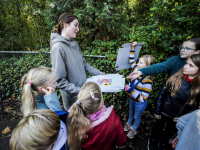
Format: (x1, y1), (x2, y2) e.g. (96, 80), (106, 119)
(67, 82), (126, 150)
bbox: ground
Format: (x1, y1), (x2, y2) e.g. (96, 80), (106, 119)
(0, 97), (174, 150)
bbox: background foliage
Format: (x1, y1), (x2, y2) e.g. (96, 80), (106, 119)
(1, 0), (200, 114)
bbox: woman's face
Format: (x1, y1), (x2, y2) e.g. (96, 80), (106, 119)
(64, 19), (79, 39)
(183, 58), (199, 78)
(180, 41), (198, 58)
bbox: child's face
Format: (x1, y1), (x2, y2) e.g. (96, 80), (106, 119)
(137, 58), (147, 69)
(180, 41), (198, 58)
(46, 74), (57, 90)
(183, 58), (199, 78)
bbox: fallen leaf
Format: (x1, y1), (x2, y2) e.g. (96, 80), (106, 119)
(2, 126), (11, 134)
(11, 95), (15, 99)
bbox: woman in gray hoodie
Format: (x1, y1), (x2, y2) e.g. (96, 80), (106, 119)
(50, 13), (104, 110)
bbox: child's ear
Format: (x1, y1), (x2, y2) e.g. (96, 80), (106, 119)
(196, 50), (200, 54)
(38, 86), (45, 93)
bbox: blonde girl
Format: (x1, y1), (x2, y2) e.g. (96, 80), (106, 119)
(10, 109), (67, 150)
(67, 82), (126, 150)
(21, 66), (62, 116)
(124, 41), (155, 139)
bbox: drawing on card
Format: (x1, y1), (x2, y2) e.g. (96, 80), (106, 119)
(97, 79), (112, 86)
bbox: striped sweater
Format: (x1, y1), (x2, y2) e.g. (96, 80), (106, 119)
(127, 50), (152, 102)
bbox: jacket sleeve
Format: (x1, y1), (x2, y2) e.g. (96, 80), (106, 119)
(155, 84), (168, 115)
(114, 114), (127, 147)
(44, 92), (63, 111)
(50, 47), (80, 93)
(140, 80), (152, 102)
(139, 55), (178, 77)
(176, 110), (198, 140)
(129, 80), (152, 102)
(129, 50), (138, 71)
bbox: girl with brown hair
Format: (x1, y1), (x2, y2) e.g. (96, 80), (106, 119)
(50, 13), (104, 111)
(67, 82), (126, 150)
(148, 54), (200, 150)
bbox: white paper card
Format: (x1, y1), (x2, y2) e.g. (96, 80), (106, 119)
(85, 74), (125, 93)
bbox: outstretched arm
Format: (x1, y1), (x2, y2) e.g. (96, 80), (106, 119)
(127, 54), (179, 80)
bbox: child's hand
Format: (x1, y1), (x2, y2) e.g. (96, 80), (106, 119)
(42, 87), (55, 95)
(131, 41), (138, 50)
(154, 114), (161, 119)
(172, 137), (178, 148)
(126, 70), (142, 80)
(173, 118), (179, 122)
(125, 85), (130, 91)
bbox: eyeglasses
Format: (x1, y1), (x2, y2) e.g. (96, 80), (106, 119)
(179, 47), (196, 52)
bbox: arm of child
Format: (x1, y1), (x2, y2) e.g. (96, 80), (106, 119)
(43, 87), (63, 111)
(139, 79), (152, 102)
(127, 54), (179, 80)
(176, 110), (196, 140)
(155, 84), (168, 116)
(139, 55), (178, 77)
(129, 41), (138, 71)
(128, 79), (152, 102)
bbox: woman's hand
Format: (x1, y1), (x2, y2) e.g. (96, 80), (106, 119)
(42, 87), (55, 95)
(154, 114), (161, 119)
(173, 118), (179, 122)
(126, 70), (142, 80)
(131, 41), (138, 50)
(99, 72), (105, 75)
(172, 137), (179, 148)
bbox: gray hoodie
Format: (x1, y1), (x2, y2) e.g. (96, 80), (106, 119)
(50, 33), (100, 94)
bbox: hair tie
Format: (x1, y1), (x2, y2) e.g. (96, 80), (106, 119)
(29, 82), (33, 85)
(90, 91), (95, 99)
(76, 100), (81, 105)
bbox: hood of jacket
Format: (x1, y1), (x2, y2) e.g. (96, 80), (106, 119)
(50, 33), (74, 47)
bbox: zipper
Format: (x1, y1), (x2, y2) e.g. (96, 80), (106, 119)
(175, 98), (190, 118)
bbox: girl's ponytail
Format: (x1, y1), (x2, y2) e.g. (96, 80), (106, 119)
(67, 102), (91, 150)
(52, 13), (78, 35)
(21, 80), (36, 117)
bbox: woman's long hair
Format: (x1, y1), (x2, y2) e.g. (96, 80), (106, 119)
(67, 82), (103, 150)
(166, 54), (200, 105)
(52, 13), (78, 34)
(10, 109), (60, 150)
(21, 67), (55, 116)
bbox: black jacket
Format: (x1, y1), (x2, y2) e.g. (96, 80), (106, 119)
(155, 78), (200, 118)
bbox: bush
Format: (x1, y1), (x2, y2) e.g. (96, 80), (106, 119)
(0, 52), (51, 100)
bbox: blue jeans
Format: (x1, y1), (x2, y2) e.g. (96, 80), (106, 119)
(127, 99), (147, 130)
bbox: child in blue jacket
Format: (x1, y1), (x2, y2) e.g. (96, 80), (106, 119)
(20, 66), (63, 116)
